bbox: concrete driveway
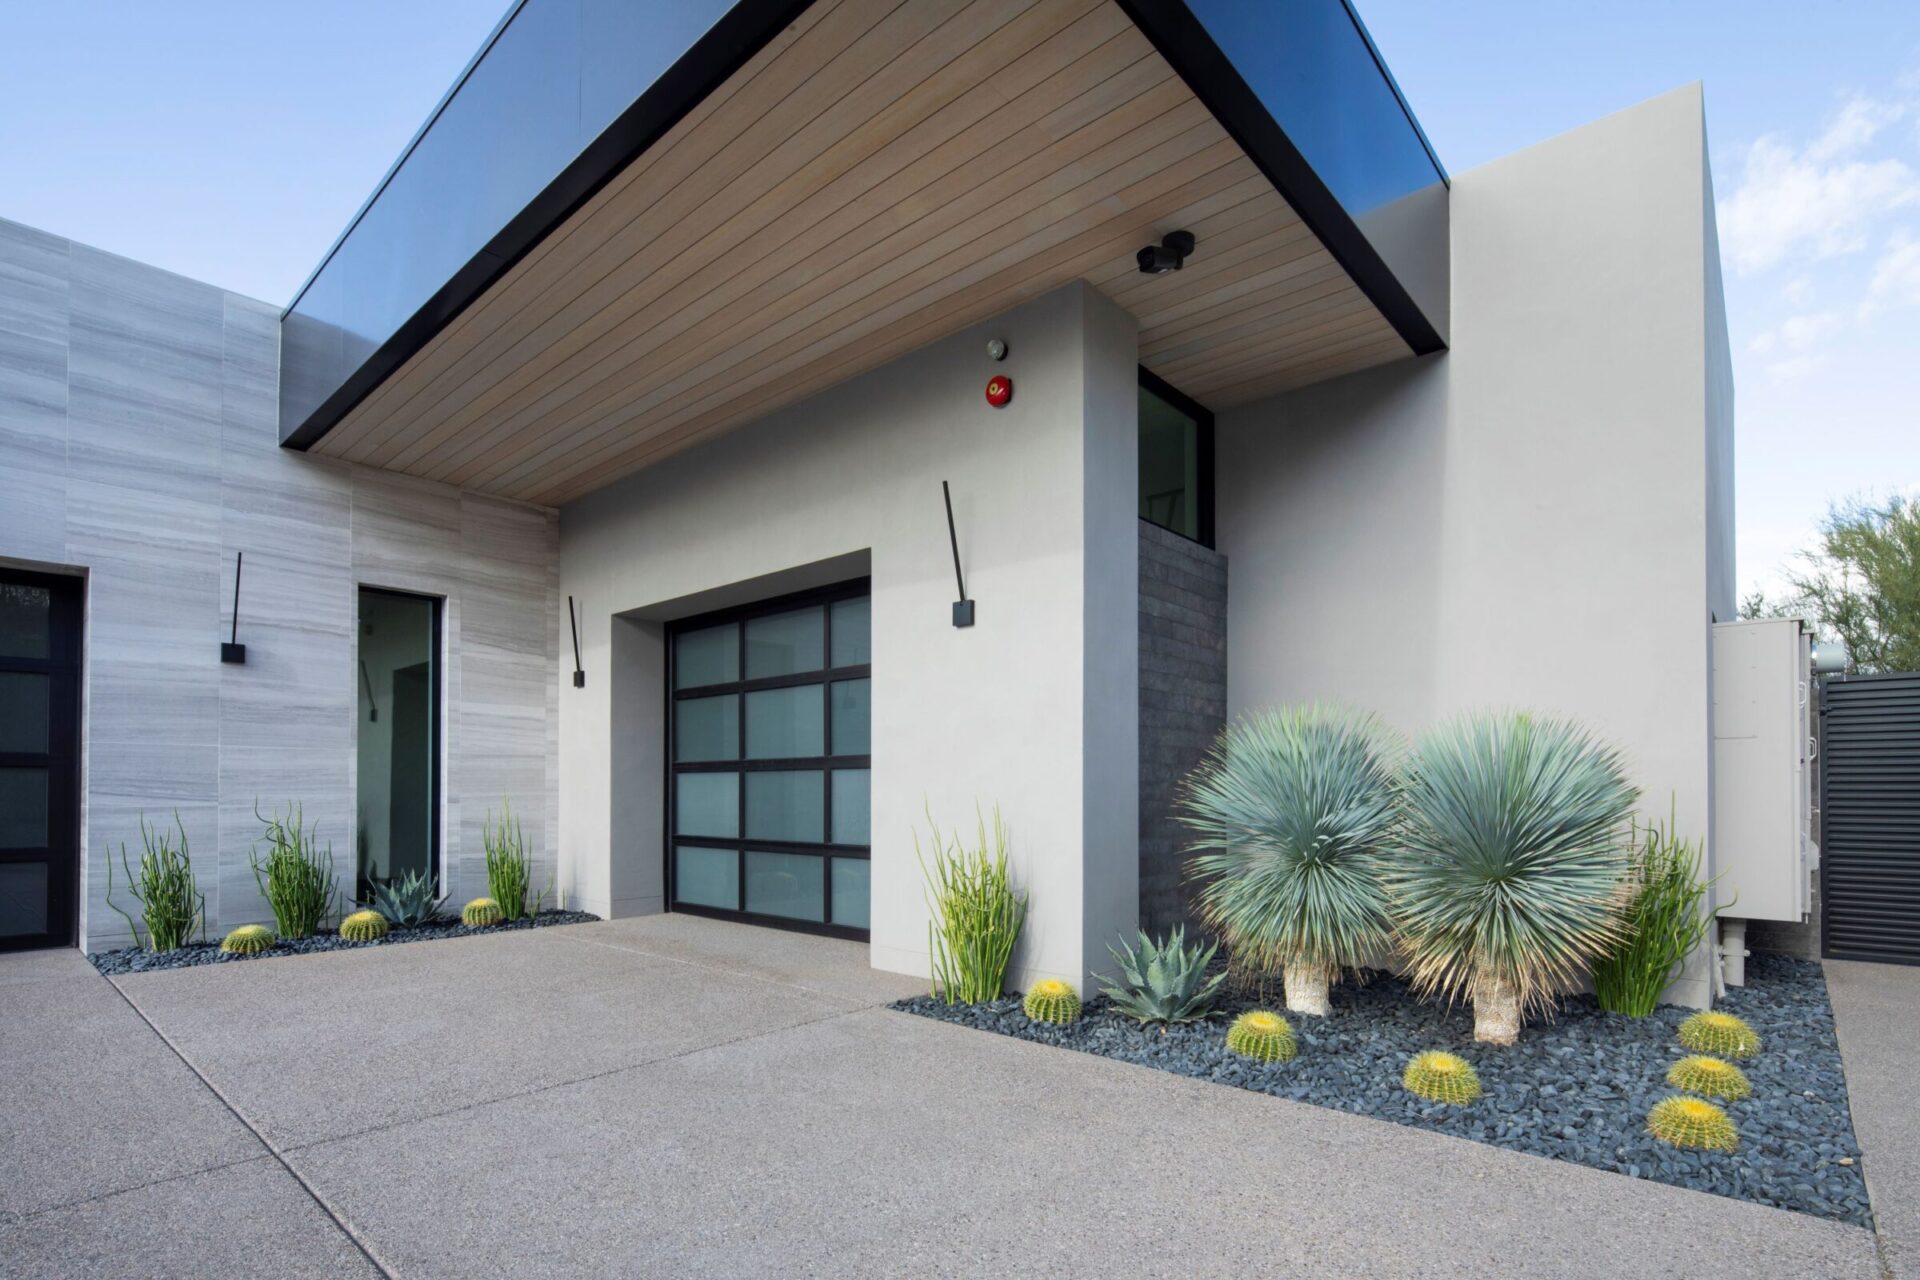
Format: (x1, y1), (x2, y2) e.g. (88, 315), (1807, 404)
(0, 917), (1888, 1279)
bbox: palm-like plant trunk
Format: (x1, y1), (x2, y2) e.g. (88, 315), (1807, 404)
(1473, 969), (1521, 1045)
(1283, 963), (1332, 1016)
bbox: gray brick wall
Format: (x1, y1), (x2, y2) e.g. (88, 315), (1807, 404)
(1138, 521), (1228, 936)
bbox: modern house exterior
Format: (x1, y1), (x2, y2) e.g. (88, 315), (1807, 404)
(0, 0), (1734, 1002)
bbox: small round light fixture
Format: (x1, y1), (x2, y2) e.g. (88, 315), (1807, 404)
(1137, 229), (1196, 275)
(986, 337), (1008, 361)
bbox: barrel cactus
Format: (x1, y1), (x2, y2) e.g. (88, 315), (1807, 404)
(1667, 1054), (1752, 1101)
(1226, 1010), (1297, 1063)
(461, 897), (504, 927)
(219, 924), (275, 955)
(1677, 1010), (1760, 1059)
(1403, 1050), (1482, 1104)
(1022, 978), (1082, 1025)
(1648, 1095), (1739, 1150)
(339, 909), (390, 943)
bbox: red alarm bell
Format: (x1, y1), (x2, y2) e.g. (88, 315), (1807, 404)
(985, 375), (1012, 407)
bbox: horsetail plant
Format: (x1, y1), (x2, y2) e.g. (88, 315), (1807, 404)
(105, 813), (205, 951)
(249, 802), (338, 939)
(918, 805), (1027, 1005)
(484, 800), (533, 921)
(1591, 801), (1723, 1016)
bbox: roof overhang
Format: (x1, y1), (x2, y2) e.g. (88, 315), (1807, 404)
(280, 0), (1448, 506)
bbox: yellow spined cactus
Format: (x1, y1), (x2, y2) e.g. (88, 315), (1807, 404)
(1403, 1050), (1482, 1104)
(461, 897), (504, 928)
(339, 909), (389, 943)
(1667, 1054), (1752, 1101)
(1022, 978), (1082, 1025)
(1648, 1095), (1739, 1150)
(1226, 1010), (1297, 1063)
(1677, 1010), (1760, 1059)
(219, 924), (275, 955)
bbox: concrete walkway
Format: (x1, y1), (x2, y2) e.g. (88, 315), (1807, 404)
(0, 919), (1886, 1279)
(1828, 959), (1920, 1280)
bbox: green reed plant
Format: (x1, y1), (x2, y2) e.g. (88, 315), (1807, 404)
(1591, 802), (1722, 1016)
(918, 805), (1028, 1004)
(1178, 704), (1399, 1016)
(484, 800), (533, 921)
(249, 802), (339, 939)
(105, 813), (204, 951)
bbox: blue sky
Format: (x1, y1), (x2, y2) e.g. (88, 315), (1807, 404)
(3, 2), (1915, 598)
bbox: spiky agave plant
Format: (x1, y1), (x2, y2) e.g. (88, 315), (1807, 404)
(1386, 712), (1637, 1045)
(1178, 705), (1399, 1017)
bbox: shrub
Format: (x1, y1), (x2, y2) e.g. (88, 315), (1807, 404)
(1225, 1010), (1297, 1063)
(484, 801), (533, 921)
(249, 803), (338, 940)
(1097, 928), (1226, 1026)
(1387, 712), (1636, 1044)
(1591, 804), (1720, 1016)
(105, 813), (204, 952)
(1022, 979), (1081, 1025)
(1667, 1055), (1752, 1101)
(1178, 705), (1399, 1017)
(1677, 1010), (1761, 1059)
(367, 867), (445, 928)
(219, 924), (275, 955)
(1403, 1050), (1482, 1104)
(1648, 1095), (1739, 1150)
(462, 898), (504, 927)
(918, 805), (1028, 1004)
(339, 910), (390, 942)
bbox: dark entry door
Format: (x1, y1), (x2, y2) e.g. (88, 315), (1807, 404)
(0, 568), (82, 950)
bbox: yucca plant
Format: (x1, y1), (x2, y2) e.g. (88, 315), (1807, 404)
(1179, 705), (1399, 1016)
(484, 800), (533, 921)
(249, 802), (338, 940)
(1097, 928), (1227, 1027)
(1591, 802), (1722, 1016)
(367, 867), (445, 928)
(919, 805), (1028, 1005)
(1387, 712), (1637, 1044)
(105, 813), (205, 952)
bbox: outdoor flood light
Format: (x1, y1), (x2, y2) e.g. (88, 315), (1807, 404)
(1136, 230), (1195, 275)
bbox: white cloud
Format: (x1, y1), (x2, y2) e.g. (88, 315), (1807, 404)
(1749, 309), (1845, 380)
(1718, 94), (1920, 275)
(1862, 229), (1920, 315)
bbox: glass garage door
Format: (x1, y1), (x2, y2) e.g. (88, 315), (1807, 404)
(668, 582), (871, 939)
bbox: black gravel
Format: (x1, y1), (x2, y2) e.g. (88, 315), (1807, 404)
(897, 951), (1870, 1226)
(88, 910), (601, 976)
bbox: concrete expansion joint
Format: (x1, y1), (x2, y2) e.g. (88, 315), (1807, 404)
(9, 1152), (278, 1224)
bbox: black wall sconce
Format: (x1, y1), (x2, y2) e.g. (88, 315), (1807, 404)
(567, 595), (586, 687)
(1136, 229), (1195, 275)
(942, 481), (975, 628)
(221, 551), (247, 664)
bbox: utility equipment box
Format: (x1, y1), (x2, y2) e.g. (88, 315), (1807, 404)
(1711, 618), (1815, 924)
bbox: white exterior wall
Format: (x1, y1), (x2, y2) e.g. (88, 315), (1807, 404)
(558, 282), (1139, 990)
(1216, 86), (1733, 1005)
(0, 219), (560, 950)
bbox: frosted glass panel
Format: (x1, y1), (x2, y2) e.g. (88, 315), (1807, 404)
(830, 679), (869, 755)
(830, 596), (870, 666)
(675, 623), (737, 688)
(0, 768), (48, 849)
(831, 769), (869, 845)
(746, 851), (824, 921)
(746, 608), (823, 677)
(831, 858), (870, 929)
(675, 845), (737, 910)
(676, 695), (738, 761)
(676, 772), (739, 838)
(0, 861), (50, 937)
(0, 583), (50, 659)
(745, 771), (822, 842)
(746, 685), (823, 759)
(0, 672), (50, 753)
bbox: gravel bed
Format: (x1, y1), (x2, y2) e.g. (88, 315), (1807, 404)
(89, 909), (602, 976)
(897, 952), (1870, 1225)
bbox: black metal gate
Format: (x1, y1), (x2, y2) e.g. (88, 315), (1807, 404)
(1821, 671), (1920, 964)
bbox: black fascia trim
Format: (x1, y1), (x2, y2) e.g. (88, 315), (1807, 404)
(282, 0), (821, 450)
(1111, 0), (1446, 358)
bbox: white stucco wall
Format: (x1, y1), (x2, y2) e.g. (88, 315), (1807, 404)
(558, 282), (1138, 990)
(1216, 86), (1732, 1005)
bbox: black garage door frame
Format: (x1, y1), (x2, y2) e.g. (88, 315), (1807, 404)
(1820, 670), (1920, 965)
(1, 567), (83, 951)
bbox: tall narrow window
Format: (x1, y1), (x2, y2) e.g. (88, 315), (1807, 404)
(667, 582), (871, 938)
(0, 569), (81, 951)
(356, 588), (440, 897)
(1138, 369), (1215, 546)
